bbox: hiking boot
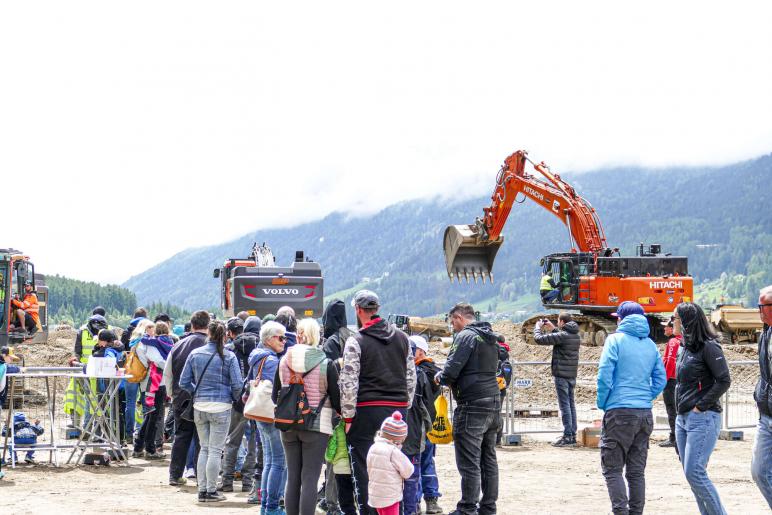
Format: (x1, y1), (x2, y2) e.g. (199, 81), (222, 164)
(247, 485), (262, 505)
(659, 439), (676, 448)
(425, 497), (443, 514)
(234, 471), (243, 481)
(318, 498), (329, 512)
(242, 483), (253, 492)
(169, 477), (187, 486)
(219, 483), (234, 492)
(205, 491), (227, 502)
(131, 450), (145, 458)
(146, 451), (166, 460)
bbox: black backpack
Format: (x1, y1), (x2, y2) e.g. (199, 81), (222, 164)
(273, 361), (327, 432)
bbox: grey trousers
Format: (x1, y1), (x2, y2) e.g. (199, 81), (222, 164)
(600, 408), (654, 515)
(221, 410), (256, 487)
(281, 429), (329, 515)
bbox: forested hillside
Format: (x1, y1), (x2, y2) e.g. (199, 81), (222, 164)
(124, 154), (772, 319)
(46, 276), (193, 328)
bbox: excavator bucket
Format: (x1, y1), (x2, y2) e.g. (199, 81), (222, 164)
(443, 224), (502, 283)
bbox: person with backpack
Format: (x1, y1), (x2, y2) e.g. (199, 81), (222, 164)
(494, 335), (512, 447)
(339, 290), (416, 515)
(272, 318), (341, 515)
(413, 337), (443, 515)
(246, 320), (287, 513)
(179, 320), (243, 503)
(123, 318), (156, 445)
(132, 321), (173, 459)
(533, 312), (581, 447)
(322, 299), (349, 361)
(402, 336), (436, 515)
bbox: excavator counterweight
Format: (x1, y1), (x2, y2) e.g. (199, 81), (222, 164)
(443, 224), (501, 283)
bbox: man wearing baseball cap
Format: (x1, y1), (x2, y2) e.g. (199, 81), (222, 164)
(339, 289), (416, 514)
(597, 301), (667, 515)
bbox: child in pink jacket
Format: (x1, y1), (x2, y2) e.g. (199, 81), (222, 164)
(366, 411), (415, 515)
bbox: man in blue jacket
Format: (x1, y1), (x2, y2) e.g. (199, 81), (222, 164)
(597, 301), (666, 515)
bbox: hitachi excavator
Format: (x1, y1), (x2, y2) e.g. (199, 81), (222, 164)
(443, 150), (693, 344)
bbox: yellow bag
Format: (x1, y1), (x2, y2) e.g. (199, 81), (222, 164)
(427, 394), (453, 444)
(124, 348), (147, 383)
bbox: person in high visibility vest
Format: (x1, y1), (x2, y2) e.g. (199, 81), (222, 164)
(10, 281), (40, 334)
(71, 315), (109, 365)
(540, 273), (559, 303)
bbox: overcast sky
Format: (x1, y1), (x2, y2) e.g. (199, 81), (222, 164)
(2, 1), (771, 285)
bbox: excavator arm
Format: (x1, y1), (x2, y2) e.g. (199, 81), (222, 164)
(444, 150), (608, 282)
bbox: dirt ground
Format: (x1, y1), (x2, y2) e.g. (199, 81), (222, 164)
(0, 433), (768, 514)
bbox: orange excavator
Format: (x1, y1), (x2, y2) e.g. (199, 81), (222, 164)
(443, 150), (693, 344)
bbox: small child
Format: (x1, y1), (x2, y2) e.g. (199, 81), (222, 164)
(366, 411), (415, 515)
(1, 412), (45, 464)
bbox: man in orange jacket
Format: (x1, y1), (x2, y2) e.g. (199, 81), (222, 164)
(11, 281), (40, 334)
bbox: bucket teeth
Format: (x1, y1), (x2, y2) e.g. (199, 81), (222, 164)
(481, 271), (487, 284)
(489, 272), (494, 284)
(464, 269), (470, 283)
(472, 271), (478, 283)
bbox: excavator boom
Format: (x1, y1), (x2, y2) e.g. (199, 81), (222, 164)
(444, 150), (608, 282)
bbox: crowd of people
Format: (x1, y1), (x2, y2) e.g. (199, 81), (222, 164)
(2, 284), (771, 514)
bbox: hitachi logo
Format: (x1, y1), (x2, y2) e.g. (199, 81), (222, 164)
(649, 281), (683, 289)
(262, 288), (299, 295)
(523, 186), (545, 202)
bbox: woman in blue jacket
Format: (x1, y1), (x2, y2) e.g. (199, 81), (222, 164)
(246, 320), (287, 514)
(180, 321), (243, 503)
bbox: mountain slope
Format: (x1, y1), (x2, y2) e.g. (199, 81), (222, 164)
(124, 154), (772, 317)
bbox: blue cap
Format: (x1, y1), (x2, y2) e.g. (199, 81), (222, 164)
(611, 301), (645, 320)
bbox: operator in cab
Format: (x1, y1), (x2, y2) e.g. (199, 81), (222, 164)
(10, 280), (40, 335)
(540, 272), (559, 304)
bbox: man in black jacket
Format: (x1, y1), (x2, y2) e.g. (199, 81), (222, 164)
(751, 286), (772, 507)
(165, 310), (210, 486)
(220, 316), (258, 493)
(339, 289), (416, 515)
(436, 303), (500, 515)
(534, 312), (581, 447)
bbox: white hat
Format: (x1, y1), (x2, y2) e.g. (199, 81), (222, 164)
(408, 335), (429, 354)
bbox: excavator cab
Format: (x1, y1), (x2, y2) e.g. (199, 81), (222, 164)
(443, 223), (502, 283)
(542, 255), (579, 305)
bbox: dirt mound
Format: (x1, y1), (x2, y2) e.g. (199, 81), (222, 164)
(12, 326), (77, 367)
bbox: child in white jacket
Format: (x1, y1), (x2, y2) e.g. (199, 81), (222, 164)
(366, 411), (415, 515)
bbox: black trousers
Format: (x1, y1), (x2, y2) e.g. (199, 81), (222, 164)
(336, 473), (357, 515)
(169, 401), (200, 480)
(348, 405), (407, 515)
(600, 408), (653, 515)
(134, 386), (166, 453)
(662, 379), (677, 442)
(453, 395), (501, 515)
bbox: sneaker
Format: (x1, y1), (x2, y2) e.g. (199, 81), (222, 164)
(24, 457), (36, 465)
(425, 497), (443, 514)
(183, 467), (196, 479)
(318, 498), (329, 512)
(131, 451), (145, 458)
(659, 440), (676, 448)
(551, 436), (569, 447)
(247, 485), (262, 505)
(169, 477), (187, 486)
(265, 508), (286, 515)
(146, 452), (166, 460)
(205, 491), (227, 502)
(242, 483), (253, 493)
(219, 483), (234, 492)
(198, 491), (207, 503)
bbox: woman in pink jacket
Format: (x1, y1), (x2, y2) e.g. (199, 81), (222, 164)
(366, 411), (414, 515)
(273, 318), (341, 515)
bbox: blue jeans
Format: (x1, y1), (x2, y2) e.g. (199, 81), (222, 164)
(420, 438), (441, 499)
(555, 376), (577, 437)
(124, 382), (139, 440)
(257, 421), (287, 511)
(403, 454), (422, 515)
(194, 408), (232, 493)
(676, 410), (727, 515)
(752, 413), (772, 508)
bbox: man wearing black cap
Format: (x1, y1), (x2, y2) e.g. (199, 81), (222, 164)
(339, 289), (416, 515)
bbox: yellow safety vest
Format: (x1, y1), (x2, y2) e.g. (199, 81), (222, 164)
(540, 274), (554, 291)
(79, 328), (99, 364)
